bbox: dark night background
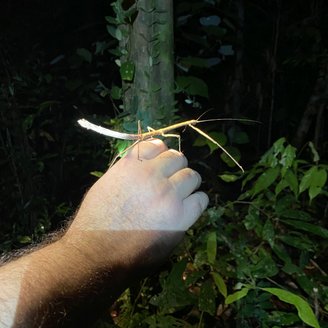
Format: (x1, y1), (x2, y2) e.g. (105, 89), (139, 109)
(0, 1), (327, 326)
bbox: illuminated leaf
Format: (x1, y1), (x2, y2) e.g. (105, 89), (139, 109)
(206, 231), (217, 264)
(219, 174), (239, 182)
(261, 288), (319, 328)
(252, 166), (280, 196)
(211, 272), (227, 298)
(225, 287), (250, 305)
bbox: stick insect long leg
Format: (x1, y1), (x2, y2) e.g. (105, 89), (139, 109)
(147, 127), (182, 152)
(188, 124), (244, 172)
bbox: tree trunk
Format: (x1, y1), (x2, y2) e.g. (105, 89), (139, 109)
(121, 0), (175, 131)
(292, 63), (328, 148)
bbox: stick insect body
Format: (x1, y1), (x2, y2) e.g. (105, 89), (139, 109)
(78, 118), (250, 172)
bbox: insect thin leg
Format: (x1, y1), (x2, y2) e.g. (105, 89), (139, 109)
(148, 125), (181, 151)
(188, 124), (244, 172)
(161, 133), (181, 152)
(109, 140), (140, 168)
(137, 120), (143, 160)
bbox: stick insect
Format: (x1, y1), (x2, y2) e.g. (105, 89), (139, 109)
(78, 117), (255, 172)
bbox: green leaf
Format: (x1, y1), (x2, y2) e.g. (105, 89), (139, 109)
(281, 219), (328, 239)
(243, 207), (261, 235)
(279, 235), (314, 251)
(193, 249), (208, 268)
(219, 174), (239, 182)
(199, 280), (216, 315)
(150, 260), (195, 311)
(120, 61), (135, 81)
(280, 145), (297, 176)
(116, 140), (133, 155)
(261, 288), (320, 328)
(296, 274), (317, 297)
(179, 56), (211, 68)
(252, 166), (280, 197)
(8, 84), (15, 96)
(275, 179), (289, 196)
(95, 41), (110, 55)
(193, 131), (227, 154)
(308, 141), (320, 162)
(275, 169), (298, 196)
(176, 76), (209, 98)
(211, 272), (227, 298)
(106, 25), (122, 40)
(268, 311), (300, 326)
(220, 146), (241, 168)
(309, 185), (321, 202)
(262, 219), (275, 246)
(231, 131), (250, 144)
(309, 168), (327, 201)
(299, 166), (327, 201)
(18, 235), (32, 244)
(273, 137), (286, 154)
(206, 231), (217, 264)
(105, 15), (117, 24)
(22, 114), (35, 131)
(282, 262), (301, 274)
(219, 45), (234, 56)
(251, 248), (278, 278)
(184, 270), (205, 286)
(90, 171), (104, 178)
(284, 169), (299, 196)
(311, 167), (327, 187)
(225, 287), (250, 305)
(241, 167), (262, 190)
(260, 138), (285, 167)
(110, 86), (122, 100)
(272, 244), (293, 265)
(299, 166), (315, 194)
(76, 48), (92, 63)
(277, 208), (312, 221)
(200, 15), (221, 26)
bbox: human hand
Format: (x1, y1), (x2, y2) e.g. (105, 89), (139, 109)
(71, 139), (208, 232)
(65, 139), (208, 269)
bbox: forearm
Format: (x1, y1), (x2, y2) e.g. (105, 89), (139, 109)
(0, 228), (182, 327)
(0, 238), (103, 327)
(13, 238), (112, 327)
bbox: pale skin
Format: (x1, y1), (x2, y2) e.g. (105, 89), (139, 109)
(0, 139), (208, 327)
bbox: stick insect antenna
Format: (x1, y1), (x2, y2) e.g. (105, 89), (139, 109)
(196, 118), (261, 124)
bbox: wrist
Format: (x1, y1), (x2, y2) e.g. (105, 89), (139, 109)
(63, 226), (184, 275)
